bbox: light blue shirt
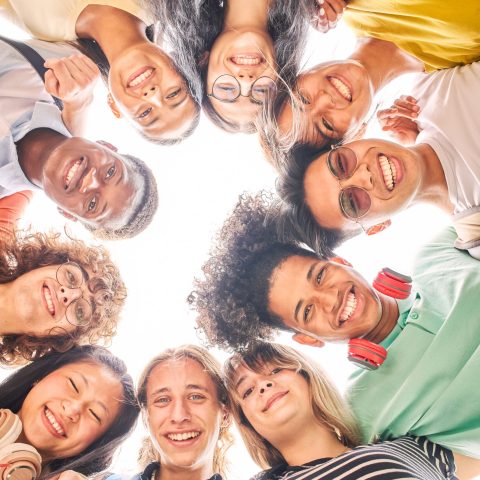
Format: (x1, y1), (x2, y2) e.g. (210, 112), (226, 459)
(0, 38), (73, 199)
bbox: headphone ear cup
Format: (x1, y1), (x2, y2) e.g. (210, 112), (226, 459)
(373, 268), (412, 299)
(348, 338), (387, 370)
(0, 411), (22, 451)
(0, 443), (42, 480)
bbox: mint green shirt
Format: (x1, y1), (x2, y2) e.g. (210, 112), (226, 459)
(347, 227), (480, 458)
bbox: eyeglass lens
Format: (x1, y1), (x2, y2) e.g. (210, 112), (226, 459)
(212, 75), (276, 102)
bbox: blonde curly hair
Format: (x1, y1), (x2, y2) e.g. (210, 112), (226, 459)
(0, 230), (127, 365)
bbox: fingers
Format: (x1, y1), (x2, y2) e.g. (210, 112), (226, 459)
(312, 0), (347, 33)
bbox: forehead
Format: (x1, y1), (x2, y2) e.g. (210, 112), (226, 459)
(146, 358), (217, 395)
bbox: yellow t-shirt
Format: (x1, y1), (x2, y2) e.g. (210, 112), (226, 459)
(0, 0), (153, 41)
(344, 0), (480, 72)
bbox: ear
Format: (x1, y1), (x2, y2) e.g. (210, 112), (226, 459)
(365, 220), (392, 236)
(221, 406), (232, 429)
(329, 256), (353, 268)
(57, 207), (77, 222)
(292, 332), (325, 348)
(198, 51), (210, 68)
(107, 93), (122, 119)
(96, 140), (118, 152)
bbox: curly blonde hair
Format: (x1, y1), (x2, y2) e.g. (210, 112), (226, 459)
(0, 230), (127, 365)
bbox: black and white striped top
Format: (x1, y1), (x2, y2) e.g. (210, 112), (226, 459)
(251, 437), (457, 480)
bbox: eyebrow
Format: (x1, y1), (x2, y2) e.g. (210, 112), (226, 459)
(149, 384), (209, 397)
(294, 262), (318, 323)
(235, 375), (246, 392)
(74, 370), (109, 416)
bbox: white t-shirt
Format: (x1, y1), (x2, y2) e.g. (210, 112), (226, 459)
(414, 61), (480, 258)
(0, 0), (153, 41)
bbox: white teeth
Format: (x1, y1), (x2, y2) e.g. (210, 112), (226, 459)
(43, 287), (55, 315)
(329, 77), (352, 101)
(379, 154), (397, 191)
(167, 432), (200, 441)
(65, 159), (82, 189)
(128, 68), (154, 87)
(340, 292), (357, 323)
(45, 408), (65, 436)
(231, 56), (261, 66)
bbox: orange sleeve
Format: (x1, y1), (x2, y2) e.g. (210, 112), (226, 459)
(0, 191), (33, 238)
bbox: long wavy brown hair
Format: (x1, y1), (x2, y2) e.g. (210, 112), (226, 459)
(0, 230), (127, 365)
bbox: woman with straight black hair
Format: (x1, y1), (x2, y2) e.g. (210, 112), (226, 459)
(0, 344), (139, 479)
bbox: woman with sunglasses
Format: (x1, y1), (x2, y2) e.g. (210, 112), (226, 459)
(0, 0), (199, 144)
(225, 342), (466, 479)
(0, 229), (126, 365)
(0, 344), (139, 479)
(191, 0), (309, 134)
(190, 192), (480, 474)
(276, 60), (480, 258)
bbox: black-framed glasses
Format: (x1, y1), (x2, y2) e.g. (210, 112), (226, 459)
(327, 146), (371, 221)
(56, 262), (93, 327)
(207, 74), (277, 103)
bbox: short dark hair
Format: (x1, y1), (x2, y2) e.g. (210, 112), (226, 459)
(189, 191), (320, 352)
(84, 153), (159, 240)
(0, 345), (139, 479)
(276, 143), (357, 256)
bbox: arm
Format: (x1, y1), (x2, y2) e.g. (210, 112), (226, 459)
(310, 0), (348, 33)
(44, 53), (100, 136)
(0, 191), (33, 239)
(453, 452), (480, 480)
(377, 96), (421, 145)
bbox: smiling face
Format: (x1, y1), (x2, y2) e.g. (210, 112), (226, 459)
(108, 43), (197, 140)
(268, 255), (382, 342)
(278, 61), (373, 147)
(207, 28), (276, 127)
(145, 358), (224, 472)
(232, 363), (313, 442)
(303, 139), (423, 232)
(5, 263), (95, 337)
(17, 361), (123, 461)
(41, 138), (139, 229)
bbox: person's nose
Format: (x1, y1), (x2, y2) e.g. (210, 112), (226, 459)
(344, 162), (374, 191)
(313, 286), (338, 314)
(142, 84), (159, 100)
(311, 90), (336, 113)
(62, 399), (82, 423)
(236, 72), (258, 96)
(79, 167), (100, 193)
(258, 379), (274, 395)
(170, 399), (191, 423)
(58, 284), (83, 307)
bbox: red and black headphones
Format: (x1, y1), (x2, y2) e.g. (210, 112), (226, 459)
(0, 409), (42, 480)
(347, 268), (412, 370)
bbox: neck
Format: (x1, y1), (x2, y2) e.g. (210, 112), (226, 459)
(364, 293), (399, 344)
(157, 462), (214, 480)
(0, 283), (19, 336)
(350, 37), (424, 93)
(75, 5), (150, 62)
(224, 0), (270, 30)
(16, 128), (65, 188)
(272, 420), (348, 466)
(410, 143), (453, 213)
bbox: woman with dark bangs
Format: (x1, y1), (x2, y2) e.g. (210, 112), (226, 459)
(225, 342), (459, 479)
(0, 229), (126, 365)
(0, 345), (139, 479)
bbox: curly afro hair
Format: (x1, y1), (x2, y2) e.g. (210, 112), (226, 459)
(189, 191), (321, 352)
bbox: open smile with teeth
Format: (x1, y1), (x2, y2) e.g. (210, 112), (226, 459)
(43, 285), (55, 316)
(339, 290), (357, 326)
(128, 68), (154, 88)
(167, 431), (200, 441)
(379, 154), (397, 191)
(64, 159), (83, 190)
(328, 76), (352, 102)
(230, 55), (263, 66)
(45, 407), (65, 436)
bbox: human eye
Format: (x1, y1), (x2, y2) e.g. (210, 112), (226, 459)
(74, 303), (87, 324)
(65, 269), (77, 288)
(87, 196), (97, 213)
(89, 408), (101, 424)
(153, 396), (170, 406)
(106, 165), (116, 179)
(166, 88), (181, 99)
(298, 92), (311, 105)
(270, 367), (283, 375)
(303, 304), (313, 323)
(138, 107), (152, 119)
(188, 393), (206, 401)
(69, 377), (79, 393)
(316, 265), (327, 285)
(242, 387), (254, 400)
(322, 117), (335, 133)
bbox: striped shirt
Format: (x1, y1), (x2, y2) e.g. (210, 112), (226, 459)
(251, 437), (457, 480)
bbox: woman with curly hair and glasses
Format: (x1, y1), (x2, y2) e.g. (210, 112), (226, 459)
(0, 229), (126, 365)
(135, 345), (232, 480)
(225, 342), (461, 479)
(0, 344), (139, 479)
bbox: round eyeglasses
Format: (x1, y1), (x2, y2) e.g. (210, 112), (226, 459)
(56, 262), (93, 327)
(207, 74), (277, 103)
(326, 146), (372, 221)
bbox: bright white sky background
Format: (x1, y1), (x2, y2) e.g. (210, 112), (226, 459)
(0, 16), (453, 480)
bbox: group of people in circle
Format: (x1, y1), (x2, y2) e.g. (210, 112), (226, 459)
(0, 0), (479, 479)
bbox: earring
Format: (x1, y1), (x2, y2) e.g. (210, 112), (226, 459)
(365, 220), (391, 236)
(107, 94), (121, 119)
